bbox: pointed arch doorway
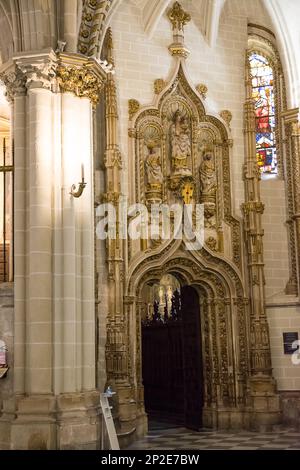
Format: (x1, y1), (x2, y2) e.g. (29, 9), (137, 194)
(141, 275), (204, 430)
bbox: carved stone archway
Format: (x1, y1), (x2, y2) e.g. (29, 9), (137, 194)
(125, 241), (251, 434)
(101, 3), (281, 444)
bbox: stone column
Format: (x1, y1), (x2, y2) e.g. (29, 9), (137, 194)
(62, 0), (78, 52)
(99, 30), (136, 439)
(0, 51), (106, 449)
(242, 59), (280, 429)
(12, 78), (27, 396)
(26, 86), (53, 395)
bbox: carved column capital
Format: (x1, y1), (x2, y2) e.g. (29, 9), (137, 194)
(0, 50), (108, 106)
(15, 50), (59, 92)
(0, 64), (27, 102)
(57, 52), (107, 106)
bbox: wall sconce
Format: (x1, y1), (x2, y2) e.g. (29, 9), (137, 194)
(70, 164), (87, 198)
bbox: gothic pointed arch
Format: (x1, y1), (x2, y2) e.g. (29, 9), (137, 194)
(128, 58), (242, 270)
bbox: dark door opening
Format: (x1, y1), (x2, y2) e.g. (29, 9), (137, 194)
(142, 284), (203, 430)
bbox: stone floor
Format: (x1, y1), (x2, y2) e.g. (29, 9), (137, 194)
(127, 422), (300, 450)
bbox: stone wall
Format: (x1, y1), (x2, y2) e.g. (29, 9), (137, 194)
(280, 391), (300, 429)
(267, 303), (300, 390)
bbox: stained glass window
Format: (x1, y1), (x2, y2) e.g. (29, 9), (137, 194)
(249, 53), (277, 174)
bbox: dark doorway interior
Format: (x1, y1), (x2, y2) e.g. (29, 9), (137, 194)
(142, 285), (203, 430)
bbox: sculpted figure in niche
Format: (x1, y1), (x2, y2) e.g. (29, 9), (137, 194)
(199, 150), (217, 200)
(170, 110), (191, 174)
(145, 141), (163, 188)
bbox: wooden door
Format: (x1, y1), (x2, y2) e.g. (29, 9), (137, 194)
(142, 285), (203, 428)
(181, 286), (203, 430)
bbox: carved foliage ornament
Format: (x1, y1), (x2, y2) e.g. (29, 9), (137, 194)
(57, 64), (104, 106)
(196, 83), (208, 100)
(78, 0), (113, 57)
(0, 68), (27, 102)
(220, 110), (233, 127)
(0, 53), (106, 106)
(128, 99), (140, 119)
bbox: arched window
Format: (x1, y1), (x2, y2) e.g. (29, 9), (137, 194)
(249, 53), (277, 174)
(247, 30), (286, 178)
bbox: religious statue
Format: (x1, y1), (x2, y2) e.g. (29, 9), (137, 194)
(199, 150), (217, 201)
(170, 110), (192, 175)
(145, 141), (163, 188)
(145, 140), (163, 204)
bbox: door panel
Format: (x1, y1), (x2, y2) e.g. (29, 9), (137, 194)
(142, 286), (203, 428)
(181, 286), (203, 430)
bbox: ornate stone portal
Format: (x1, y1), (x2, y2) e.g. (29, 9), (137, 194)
(102, 2), (280, 443)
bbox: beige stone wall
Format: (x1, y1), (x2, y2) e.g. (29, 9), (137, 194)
(267, 304), (300, 391)
(262, 179), (290, 299)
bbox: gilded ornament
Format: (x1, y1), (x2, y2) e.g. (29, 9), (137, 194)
(168, 45), (190, 59)
(196, 83), (208, 99)
(181, 179), (194, 204)
(220, 110), (233, 127)
(154, 79), (165, 95)
(167, 2), (191, 32)
(57, 65), (104, 106)
(128, 99), (140, 119)
(206, 237), (218, 252)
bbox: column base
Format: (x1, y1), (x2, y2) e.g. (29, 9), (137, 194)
(249, 375), (282, 430)
(0, 391), (101, 450)
(202, 406), (251, 430)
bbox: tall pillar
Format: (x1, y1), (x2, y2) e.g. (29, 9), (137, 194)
(242, 59), (280, 429)
(26, 87), (53, 395)
(101, 30), (136, 437)
(0, 51), (106, 449)
(12, 81), (27, 396)
(282, 108), (300, 294)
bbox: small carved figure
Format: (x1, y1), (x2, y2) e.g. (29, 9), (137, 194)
(145, 141), (163, 187)
(170, 110), (191, 174)
(199, 150), (217, 198)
